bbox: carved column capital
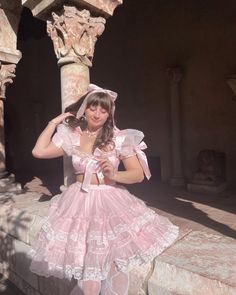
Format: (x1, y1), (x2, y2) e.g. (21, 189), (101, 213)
(167, 67), (183, 84)
(0, 62), (16, 100)
(47, 6), (106, 67)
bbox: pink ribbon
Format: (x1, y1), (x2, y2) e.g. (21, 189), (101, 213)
(134, 142), (151, 180)
(88, 84), (117, 102)
(81, 159), (96, 192)
(76, 84), (117, 119)
(81, 157), (104, 192)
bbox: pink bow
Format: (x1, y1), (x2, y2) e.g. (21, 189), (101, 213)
(88, 84), (117, 102)
(134, 142), (151, 180)
(81, 151), (104, 192)
(76, 84), (117, 119)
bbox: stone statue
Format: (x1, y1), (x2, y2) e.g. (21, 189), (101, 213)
(192, 149), (226, 185)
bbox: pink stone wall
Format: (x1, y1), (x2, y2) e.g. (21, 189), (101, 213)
(0, 10), (18, 49)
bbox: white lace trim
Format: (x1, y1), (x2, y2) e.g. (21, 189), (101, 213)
(116, 224), (179, 272)
(40, 210), (156, 246)
(30, 224), (179, 281)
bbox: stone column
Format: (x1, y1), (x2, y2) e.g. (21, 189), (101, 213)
(47, 6), (106, 109)
(0, 63), (16, 176)
(23, 0), (122, 186)
(167, 67), (185, 186)
(0, 2), (22, 192)
(47, 6), (106, 186)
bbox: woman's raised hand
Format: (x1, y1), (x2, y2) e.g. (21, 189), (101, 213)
(49, 112), (74, 126)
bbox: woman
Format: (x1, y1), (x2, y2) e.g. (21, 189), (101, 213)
(30, 84), (179, 295)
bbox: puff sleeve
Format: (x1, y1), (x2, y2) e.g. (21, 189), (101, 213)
(115, 129), (151, 180)
(52, 123), (78, 156)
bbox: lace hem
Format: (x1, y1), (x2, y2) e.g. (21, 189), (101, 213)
(116, 224), (179, 272)
(30, 223), (179, 281)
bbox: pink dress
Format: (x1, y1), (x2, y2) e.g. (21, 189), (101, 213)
(30, 124), (179, 281)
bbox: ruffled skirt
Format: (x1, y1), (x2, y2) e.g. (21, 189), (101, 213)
(30, 182), (179, 281)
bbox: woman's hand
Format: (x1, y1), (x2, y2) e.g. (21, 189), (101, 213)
(32, 112), (74, 159)
(99, 158), (115, 180)
(49, 112), (74, 126)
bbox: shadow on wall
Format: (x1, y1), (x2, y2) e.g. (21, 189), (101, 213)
(0, 195), (80, 295)
(0, 194), (29, 293)
(4, 7), (62, 191)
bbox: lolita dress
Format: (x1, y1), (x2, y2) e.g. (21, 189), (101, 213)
(30, 123), (179, 282)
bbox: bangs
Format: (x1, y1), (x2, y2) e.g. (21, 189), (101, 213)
(86, 92), (112, 113)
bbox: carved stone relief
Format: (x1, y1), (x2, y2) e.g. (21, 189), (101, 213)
(187, 149), (227, 193)
(47, 6), (106, 66)
(192, 150), (226, 185)
(0, 62), (16, 100)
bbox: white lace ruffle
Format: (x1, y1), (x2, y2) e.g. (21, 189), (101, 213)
(30, 223), (179, 281)
(40, 210), (156, 246)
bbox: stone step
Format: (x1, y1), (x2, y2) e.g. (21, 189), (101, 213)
(148, 231), (236, 295)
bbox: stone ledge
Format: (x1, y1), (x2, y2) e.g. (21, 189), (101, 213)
(0, 192), (49, 245)
(149, 231), (236, 295)
(1, 192), (236, 295)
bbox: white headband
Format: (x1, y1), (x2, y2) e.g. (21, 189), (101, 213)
(76, 84), (117, 119)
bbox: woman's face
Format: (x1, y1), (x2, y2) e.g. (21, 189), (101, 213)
(85, 104), (109, 130)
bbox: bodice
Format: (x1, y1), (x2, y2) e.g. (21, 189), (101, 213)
(52, 124), (151, 192)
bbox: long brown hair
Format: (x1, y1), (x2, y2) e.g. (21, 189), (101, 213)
(65, 92), (115, 151)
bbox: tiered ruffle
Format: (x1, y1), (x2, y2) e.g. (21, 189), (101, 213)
(30, 183), (179, 281)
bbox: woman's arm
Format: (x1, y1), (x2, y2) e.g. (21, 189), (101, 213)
(32, 112), (71, 159)
(100, 155), (144, 184)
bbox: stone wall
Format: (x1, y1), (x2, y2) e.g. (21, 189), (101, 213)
(5, 0), (236, 187)
(91, 0), (236, 184)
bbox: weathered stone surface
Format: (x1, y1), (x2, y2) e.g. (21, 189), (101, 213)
(38, 275), (62, 295)
(0, 229), (14, 277)
(1, 207), (33, 244)
(13, 239), (39, 290)
(0, 173), (22, 192)
(0, 62), (16, 99)
(167, 67), (185, 187)
(0, 192), (48, 244)
(60, 62), (90, 108)
(7, 269), (41, 295)
(0, 1), (22, 63)
(148, 231), (236, 295)
(22, 0), (123, 20)
(0, 2), (22, 186)
(129, 262), (153, 295)
(47, 6), (106, 67)
(0, 3), (22, 50)
(0, 189), (236, 295)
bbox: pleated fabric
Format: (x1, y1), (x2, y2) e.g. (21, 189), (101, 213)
(30, 183), (179, 281)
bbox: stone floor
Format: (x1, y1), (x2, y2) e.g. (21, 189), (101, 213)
(131, 180), (236, 239)
(0, 177), (236, 294)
